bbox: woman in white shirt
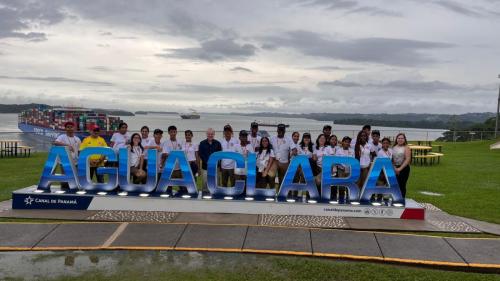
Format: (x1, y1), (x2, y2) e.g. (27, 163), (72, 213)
(377, 138), (393, 159)
(292, 133), (315, 196)
(374, 137), (393, 201)
(140, 126), (155, 170)
(129, 133), (146, 184)
(256, 137), (276, 189)
(328, 134), (340, 155)
(313, 134), (334, 187)
(354, 130), (371, 188)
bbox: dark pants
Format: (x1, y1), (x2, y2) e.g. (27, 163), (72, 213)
(221, 168), (235, 187)
(90, 167), (104, 183)
(257, 172), (275, 189)
(189, 161), (199, 175)
(396, 165), (410, 198)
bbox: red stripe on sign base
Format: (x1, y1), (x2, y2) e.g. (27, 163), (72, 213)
(400, 208), (425, 220)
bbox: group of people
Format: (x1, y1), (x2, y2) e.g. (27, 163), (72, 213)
(53, 121), (411, 199)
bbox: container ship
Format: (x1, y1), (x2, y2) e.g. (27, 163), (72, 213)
(18, 106), (123, 143)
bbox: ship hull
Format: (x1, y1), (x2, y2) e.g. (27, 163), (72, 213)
(180, 115), (200, 119)
(18, 123), (113, 143)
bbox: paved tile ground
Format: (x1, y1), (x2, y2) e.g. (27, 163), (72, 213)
(0, 222), (498, 270)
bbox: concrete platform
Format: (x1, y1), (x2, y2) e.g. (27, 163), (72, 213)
(0, 200), (484, 233)
(0, 222), (498, 271)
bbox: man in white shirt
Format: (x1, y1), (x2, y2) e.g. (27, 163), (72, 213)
(270, 124), (293, 186)
(248, 122), (261, 152)
(54, 121), (81, 163)
(220, 124), (239, 187)
(369, 130), (382, 160)
(54, 121), (81, 190)
(151, 129), (164, 177)
(110, 122), (130, 154)
(162, 125), (186, 193)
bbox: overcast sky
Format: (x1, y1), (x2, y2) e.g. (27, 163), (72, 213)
(0, 0), (499, 114)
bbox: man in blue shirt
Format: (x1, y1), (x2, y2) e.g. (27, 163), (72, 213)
(198, 128), (222, 192)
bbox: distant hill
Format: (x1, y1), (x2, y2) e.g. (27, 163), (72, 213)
(238, 112), (496, 130)
(0, 103), (135, 116)
(135, 111), (178, 115)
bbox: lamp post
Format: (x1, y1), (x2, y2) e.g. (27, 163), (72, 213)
(496, 74), (500, 139)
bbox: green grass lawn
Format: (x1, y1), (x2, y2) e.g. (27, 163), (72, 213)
(1, 140), (499, 224)
(407, 140), (500, 224)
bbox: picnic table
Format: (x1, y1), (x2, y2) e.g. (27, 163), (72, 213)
(0, 140), (33, 158)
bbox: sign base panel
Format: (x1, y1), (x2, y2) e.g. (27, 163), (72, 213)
(12, 186), (425, 220)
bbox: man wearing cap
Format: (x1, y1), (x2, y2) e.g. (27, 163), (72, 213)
(249, 122), (261, 152)
(270, 124), (293, 186)
(151, 129), (164, 178)
(162, 125), (186, 192)
(323, 125), (332, 140)
(79, 125), (107, 183)
(198, 128), (222, 192)
(220, 124), (239, 187)
(54, 122), (81, 190)
(54, 121), (81, 163)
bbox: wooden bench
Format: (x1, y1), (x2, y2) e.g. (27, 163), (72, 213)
(427, 152), (444, 164)
(413, 154), (438, 166)
(16, 146), (34, 157)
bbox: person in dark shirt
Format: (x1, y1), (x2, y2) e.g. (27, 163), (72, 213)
(198, 128), (222, 192)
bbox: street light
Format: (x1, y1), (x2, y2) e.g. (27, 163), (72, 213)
(496, 74), (500, 139)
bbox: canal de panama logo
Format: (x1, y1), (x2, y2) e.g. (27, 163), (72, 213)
(24, 196), (34, 205)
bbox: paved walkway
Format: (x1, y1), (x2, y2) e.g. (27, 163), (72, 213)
(0, 221), (499, 271)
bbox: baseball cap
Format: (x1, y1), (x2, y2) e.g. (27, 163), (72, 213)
(153, 129), (164, 135)
(239, 130), (248, 136)
(64, 121), (76, 128)
(89, 124), (100, 132)
(323, 124), (332, 130)
(250, 122), (258, 128)
(277, 124), (286, 130)
(223, 124), (233, 132)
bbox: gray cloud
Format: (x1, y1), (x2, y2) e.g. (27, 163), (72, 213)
(89, 66), (112, 72)
(0, 75), (113, 86)
(318, 79), (494, 92)
(307, 65), (363, 71)
(429, 0), (500, 17)
(150, 83), (294, 95)
(0, 1), (65, 41)
(156, 74), (176, 78)
(264, 30), (453, 66)
(230, 81), (297, 85)
(230, 66), (253, 73)
(296, 0), (402, 17)
(157, 38), (257, 62)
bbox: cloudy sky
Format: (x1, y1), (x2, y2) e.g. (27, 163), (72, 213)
(0, 0), (499, 114)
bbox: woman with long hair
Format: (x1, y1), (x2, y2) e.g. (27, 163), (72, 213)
(129, 133), (146, 184)
(393, 133), (411, 198)
(256, 137), (276, 189)
(313, 134), (333, 187)
(355, 130), (371, 188)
